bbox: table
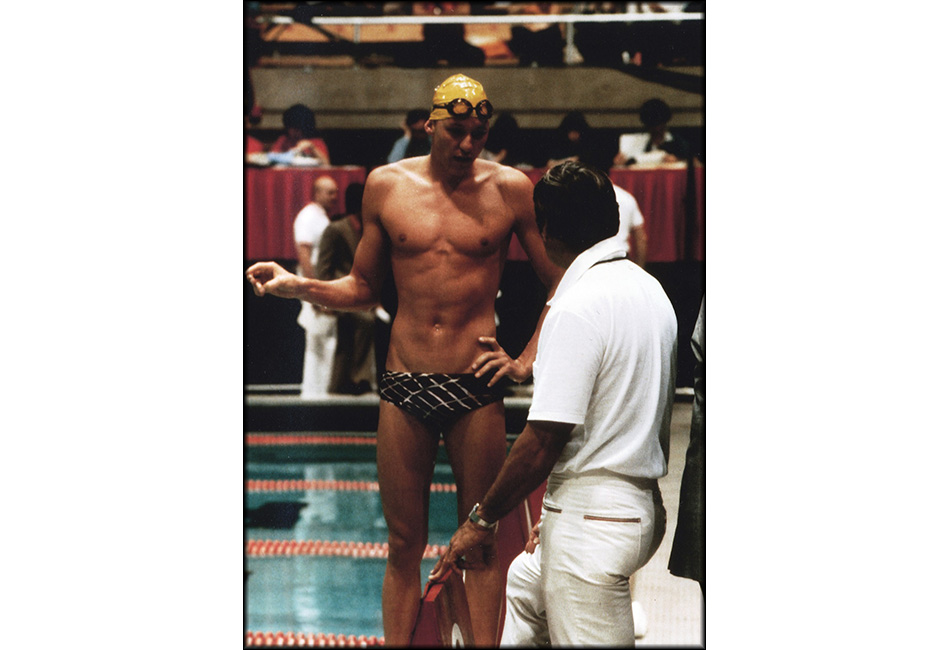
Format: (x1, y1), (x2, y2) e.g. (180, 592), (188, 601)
(245, 166), (368, 261)
(245, 165), (703, 263)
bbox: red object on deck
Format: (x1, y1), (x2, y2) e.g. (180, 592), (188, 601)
(407, 484), (548, 646)
(409, 570), (475, 647)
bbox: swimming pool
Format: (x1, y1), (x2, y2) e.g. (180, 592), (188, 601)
(244, 392), (704, 647)
(245, 442), (461, 643)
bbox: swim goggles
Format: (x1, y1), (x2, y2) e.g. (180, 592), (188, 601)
(432, 98), (494, 121)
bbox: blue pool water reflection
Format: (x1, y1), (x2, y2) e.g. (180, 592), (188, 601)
(245, 461), (460, 638)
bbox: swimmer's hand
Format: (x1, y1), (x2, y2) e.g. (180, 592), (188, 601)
(472, 336), (531, 386)
(428, 520), (495, 583)
(246, 262), (304, 299)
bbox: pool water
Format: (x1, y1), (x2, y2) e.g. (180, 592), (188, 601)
(245, 460), (460, 638)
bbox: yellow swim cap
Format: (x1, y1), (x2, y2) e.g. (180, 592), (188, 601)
(429, 74), (492, 121)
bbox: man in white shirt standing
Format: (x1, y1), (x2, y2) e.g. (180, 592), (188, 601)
(430, 161), (678, 646)
(294, 175), (339, 398)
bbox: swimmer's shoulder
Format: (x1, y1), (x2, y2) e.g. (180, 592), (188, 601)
(479, 159), (533, 195)
(367, 157), (430, 187)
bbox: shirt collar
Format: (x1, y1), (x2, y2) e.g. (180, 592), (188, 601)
(548, 238), (628, 308)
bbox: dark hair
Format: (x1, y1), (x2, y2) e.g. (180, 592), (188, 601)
(639, 98), (672, 128)
(534, 161), (619, 252)
(557, 110), (590, 136)
(282, 103), (318, 137)
(485, 111), (518, 152)
(345, 183), (365, 215)
(406, 109), (429, 124)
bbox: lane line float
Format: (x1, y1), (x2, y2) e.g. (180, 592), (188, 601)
(245, 539), (448, 558)
(245, 479), (456, 493)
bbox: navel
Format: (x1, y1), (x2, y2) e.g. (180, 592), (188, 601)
(398, 233), (407, 242)
(480, 238), (489, 247)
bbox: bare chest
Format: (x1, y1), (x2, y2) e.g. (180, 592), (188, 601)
(381, 183), (513, 259)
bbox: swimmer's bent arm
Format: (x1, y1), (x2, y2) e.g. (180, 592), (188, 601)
(245, 262), (379, 311)
(247, 168), (390, 310)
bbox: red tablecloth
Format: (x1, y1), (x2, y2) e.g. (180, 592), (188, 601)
(245, 165), (703, 263)
(245, 166), (368, 260)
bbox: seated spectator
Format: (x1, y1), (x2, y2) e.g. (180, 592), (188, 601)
(387, 109), (431, 163)
(575, 2), (704, 68)
(270, 104), (331, 166)
(480, 111), (532, 169)
(628, 2), (705, 68)
(573, 2), (629, 67)
(507, 2), (565, 66)
(546, 111), (595, 170)
(407, 3), (485, 67)
(420, 22), (486, 66)
(614, 98), (691, 167)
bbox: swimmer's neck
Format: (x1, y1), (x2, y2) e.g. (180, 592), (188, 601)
(427, 156), (476, 188)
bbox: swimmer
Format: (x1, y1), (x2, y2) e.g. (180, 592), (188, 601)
(246, 73), (563, 646)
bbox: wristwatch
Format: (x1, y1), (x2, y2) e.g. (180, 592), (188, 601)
(468, 503), (498, 531)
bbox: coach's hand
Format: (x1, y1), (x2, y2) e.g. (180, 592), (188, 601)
(428, 520), (495, 582)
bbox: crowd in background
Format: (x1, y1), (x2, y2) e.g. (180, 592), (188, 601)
(243, 1), (704, 395)
(245, 2), (704, 70)
(246, 99), (698, 171)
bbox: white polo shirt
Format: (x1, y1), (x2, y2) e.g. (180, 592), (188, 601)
(527, 238), (678, 480)
(293, 202), (331, 269)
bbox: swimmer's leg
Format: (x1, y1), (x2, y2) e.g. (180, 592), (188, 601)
(444, 400), (507, 646)
(376, 400), (441, 645)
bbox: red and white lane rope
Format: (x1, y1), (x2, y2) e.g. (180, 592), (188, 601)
(245, 479), (456, 493)
(246, 435), (377, 446)
(245, 631), (384, 647)
(246, 539), (448, 558)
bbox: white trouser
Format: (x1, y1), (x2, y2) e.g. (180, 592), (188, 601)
(297, 303), (337, 398)
(500, 472), (666, 647)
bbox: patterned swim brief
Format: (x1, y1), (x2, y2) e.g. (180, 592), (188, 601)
(378, 370), (506, 432)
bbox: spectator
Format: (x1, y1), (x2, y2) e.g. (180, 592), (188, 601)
(507, 2), (565, 67)
(387, 109), (432, 163)
(615, 98), (691, 166)
(609, 181), (648, 267)
(316, 183), (377, 395)
(574, 2), (704, 68)
(581, 151), (649, 268)
(271, 104), (332, 166)
(546, 111), (594, 170)
(628, 2), (705, 68)
(409, 3), (486, 67)
(294, 175), (340, 398)
(480, 111), (532, 169)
